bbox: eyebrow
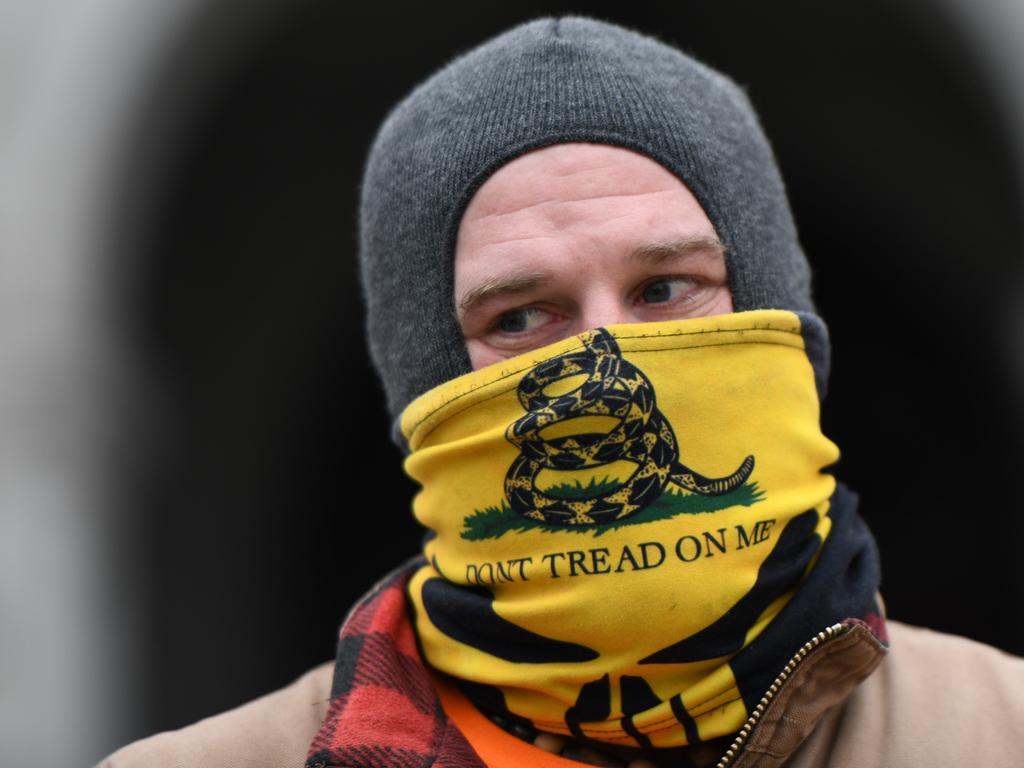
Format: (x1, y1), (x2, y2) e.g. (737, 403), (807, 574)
(628, 236), (727, 266)
(457, 270), (551, 317)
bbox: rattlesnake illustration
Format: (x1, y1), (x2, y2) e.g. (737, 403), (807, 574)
(504, 328), (754, 526)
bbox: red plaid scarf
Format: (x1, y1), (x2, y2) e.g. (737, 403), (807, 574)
(306, 560), (484, 768)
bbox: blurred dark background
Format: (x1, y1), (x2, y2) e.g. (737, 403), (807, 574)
(6, 1), (1022, 764)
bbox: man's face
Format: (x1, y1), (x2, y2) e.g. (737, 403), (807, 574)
(454, 142), (734, 370)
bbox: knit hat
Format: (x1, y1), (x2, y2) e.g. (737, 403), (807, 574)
(359, 16), (823, 430)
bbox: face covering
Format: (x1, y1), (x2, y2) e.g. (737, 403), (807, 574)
(400, 309), (879, 750)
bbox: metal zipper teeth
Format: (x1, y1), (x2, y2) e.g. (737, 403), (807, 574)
(714, 623), (847, 768)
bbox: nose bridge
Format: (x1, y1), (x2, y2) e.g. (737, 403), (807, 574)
(577, 282), (631, 331)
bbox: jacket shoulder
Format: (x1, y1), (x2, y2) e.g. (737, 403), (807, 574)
(96, 661), (333, 768)
(880, 620), (1024, 704)
(791, 620), (1024, 767)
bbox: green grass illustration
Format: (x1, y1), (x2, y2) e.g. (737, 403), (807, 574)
(461, 478), (765, 541)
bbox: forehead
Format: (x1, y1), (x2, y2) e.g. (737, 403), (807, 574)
(454, 142), (718, 278)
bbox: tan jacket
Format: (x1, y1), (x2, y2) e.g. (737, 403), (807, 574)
(100, 619), (1024, 768)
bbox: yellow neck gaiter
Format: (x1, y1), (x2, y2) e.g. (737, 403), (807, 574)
(402, 310), (840, 750)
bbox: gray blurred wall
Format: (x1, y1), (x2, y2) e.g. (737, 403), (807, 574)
(0, 1), (283, 764)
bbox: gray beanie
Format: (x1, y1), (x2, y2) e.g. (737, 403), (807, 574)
(359, 16), (826, 430)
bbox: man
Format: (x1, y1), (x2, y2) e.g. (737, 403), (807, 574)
(101, 16), (1024, 768)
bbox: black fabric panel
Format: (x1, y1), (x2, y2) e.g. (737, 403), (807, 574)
(641, 508), (821, 663)
(420, 577), (598, 663)
(670, 694), (702, 745)
(620, 675), (661, 715)
(728, 483), (881, 711)
(565, 674), (612, 740)
(619, 675), (660, 750)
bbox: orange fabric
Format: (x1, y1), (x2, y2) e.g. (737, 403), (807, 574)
(430, 670), (587, 768)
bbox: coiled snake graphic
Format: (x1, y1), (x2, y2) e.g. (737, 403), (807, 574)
(504, 329), (755, 526)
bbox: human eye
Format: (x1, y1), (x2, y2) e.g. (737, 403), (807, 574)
(639, 276), (702, 305)
(479, 304), (570, 355)
(495, 306), (551, 334)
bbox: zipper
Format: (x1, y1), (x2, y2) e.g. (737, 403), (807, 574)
(714, 622), (848, 768)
